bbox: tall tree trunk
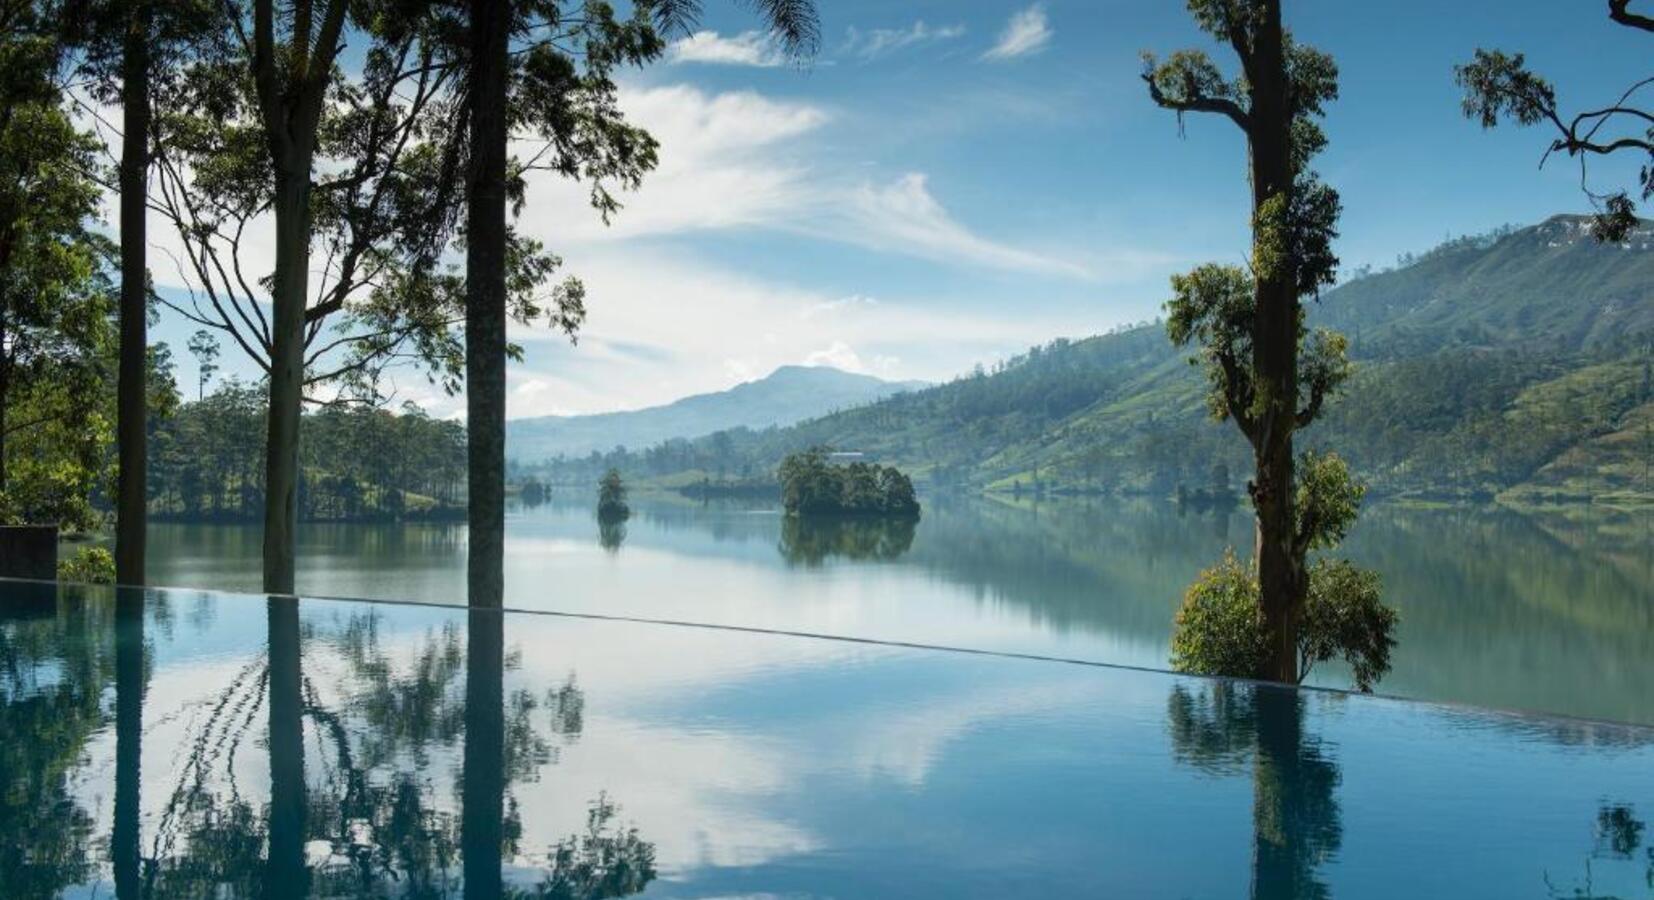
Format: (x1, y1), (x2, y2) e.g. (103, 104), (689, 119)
(1250, 688), (1323, 899)
(0, 367), (8, 495)
(265, 596), (308, 895)
(462, 608), (504, 893)
(0, 314), (9, 494)
(1246, 0), (1305, 684)
(113, 588), (145, 900)
(263, 170), (310, 594)
(116, 1), (152, 586)
(466, 0), (509, 609)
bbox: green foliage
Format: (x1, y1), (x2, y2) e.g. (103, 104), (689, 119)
(57, 547), (115, 585)
(778, 449), (919, 518)
(1170, 551), (1269, 680)
(147, 0), (671, 403)
(1174, 450), (1397, 691)
(0, 18), (115, 528)
(1457, 17), (1654, 242)
(597, 468), (629, 521)
(1295, 450), (1364, 551)
(148, 386), (468, 521)
(1170, 552), (1398, 692)
(1301, 559), (1396, 692)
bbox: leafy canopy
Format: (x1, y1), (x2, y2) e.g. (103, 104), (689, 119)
(1456, 6), (1654, 242)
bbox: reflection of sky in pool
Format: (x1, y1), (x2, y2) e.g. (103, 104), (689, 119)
(6, 581), (1652, 898)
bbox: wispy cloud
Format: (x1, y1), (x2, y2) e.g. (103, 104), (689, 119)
(982, 4), (1052, 61)
(832, 173), (1091, 278)
(520, 85), (1091, 278)
(668, 30), (786, 67)
(842, 20), (966, 61)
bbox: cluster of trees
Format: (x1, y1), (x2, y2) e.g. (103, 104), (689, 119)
(597, 468), (629, 522)
(149, 384), (468, 521)
(3, 0), (817, 600)
(779, 449), (920, 519)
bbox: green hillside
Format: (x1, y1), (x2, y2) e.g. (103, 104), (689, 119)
(528, 216), (1654, 505)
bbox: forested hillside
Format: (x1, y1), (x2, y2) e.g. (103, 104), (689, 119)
(528, 217), (1654, 504)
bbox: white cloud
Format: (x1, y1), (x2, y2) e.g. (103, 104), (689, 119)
(495, 246), (1096, 416)
(832, 173), (1090, 278)
(842, 20), (966, 60)
(801, 294), (878, 319)
(514, 378), (551, 398)
(521, 85), (826, 241)
(520, 85), (1091, 278)
(803, 340), (867, 373)
(982, 4), (1052, 61)
(668, 29), (787, 67)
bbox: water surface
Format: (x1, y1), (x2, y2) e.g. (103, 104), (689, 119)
(3, 583), (1651, 898)
(135, 494), (1654, 724)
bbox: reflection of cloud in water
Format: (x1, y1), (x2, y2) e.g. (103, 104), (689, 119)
(521, 719), (821, 872)
(845, 677), (1106, 787)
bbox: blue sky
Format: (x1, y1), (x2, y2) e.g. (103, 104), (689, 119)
(151, 0), (1653, 417)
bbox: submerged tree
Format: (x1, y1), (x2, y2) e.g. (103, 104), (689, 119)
(1143, 0), (1387, 684)
(1457, 4), (1654, 242)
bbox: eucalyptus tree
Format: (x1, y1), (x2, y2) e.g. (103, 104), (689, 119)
(1142, 0), (1362, 683)
(148, 0), (576, 592)
(1457, 2), (1654, 242)
(461, 0), (819, 607)
(72, 0), (219, 585)
(186, 327), (218, 399)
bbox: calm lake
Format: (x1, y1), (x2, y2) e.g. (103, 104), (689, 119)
(135, 493), (1654, 725)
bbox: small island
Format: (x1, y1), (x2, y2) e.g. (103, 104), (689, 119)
(597, 468), (630, 522)
(778, 449), (920, 519)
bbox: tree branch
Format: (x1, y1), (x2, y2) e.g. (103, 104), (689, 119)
(1143, 72), (1251, 132)
(1610, 0), (1654, 32)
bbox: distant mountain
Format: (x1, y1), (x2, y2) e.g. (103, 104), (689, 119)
(508, 366), (929, 461)
(532, 215), (1654, 504)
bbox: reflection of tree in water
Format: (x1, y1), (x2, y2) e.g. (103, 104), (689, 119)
(778, 515), (917, 566)
(530, 794), (657, 899)
(0, 590), (112, 898)
(1545, 802), (1654, 899)
(133, 600), (651, 898)
(1166, 682), (1342, 900)
(599, 518), (627, 553)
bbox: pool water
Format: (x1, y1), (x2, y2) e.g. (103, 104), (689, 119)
(2, 580), (1652, 898)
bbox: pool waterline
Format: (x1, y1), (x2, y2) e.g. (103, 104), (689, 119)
(122, 494), (1654, 726)
(2, 580), (1652, 898)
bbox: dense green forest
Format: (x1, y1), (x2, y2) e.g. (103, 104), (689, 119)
(148, 381), (468, 522)
(525, 216), (1654, 505)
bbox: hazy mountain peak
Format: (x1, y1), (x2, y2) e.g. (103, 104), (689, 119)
(508, 365), (928, 461)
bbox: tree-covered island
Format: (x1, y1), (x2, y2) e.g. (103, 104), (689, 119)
(778, 449), (920, 519)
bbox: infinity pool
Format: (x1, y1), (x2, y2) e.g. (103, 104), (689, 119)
(3, 579), (1652, 898)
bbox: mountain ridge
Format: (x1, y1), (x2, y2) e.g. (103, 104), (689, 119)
(508, 365), (929, 461)
(527, 214), (1654, 504)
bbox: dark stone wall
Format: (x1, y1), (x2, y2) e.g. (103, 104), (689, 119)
(0, 526), (59, 580)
